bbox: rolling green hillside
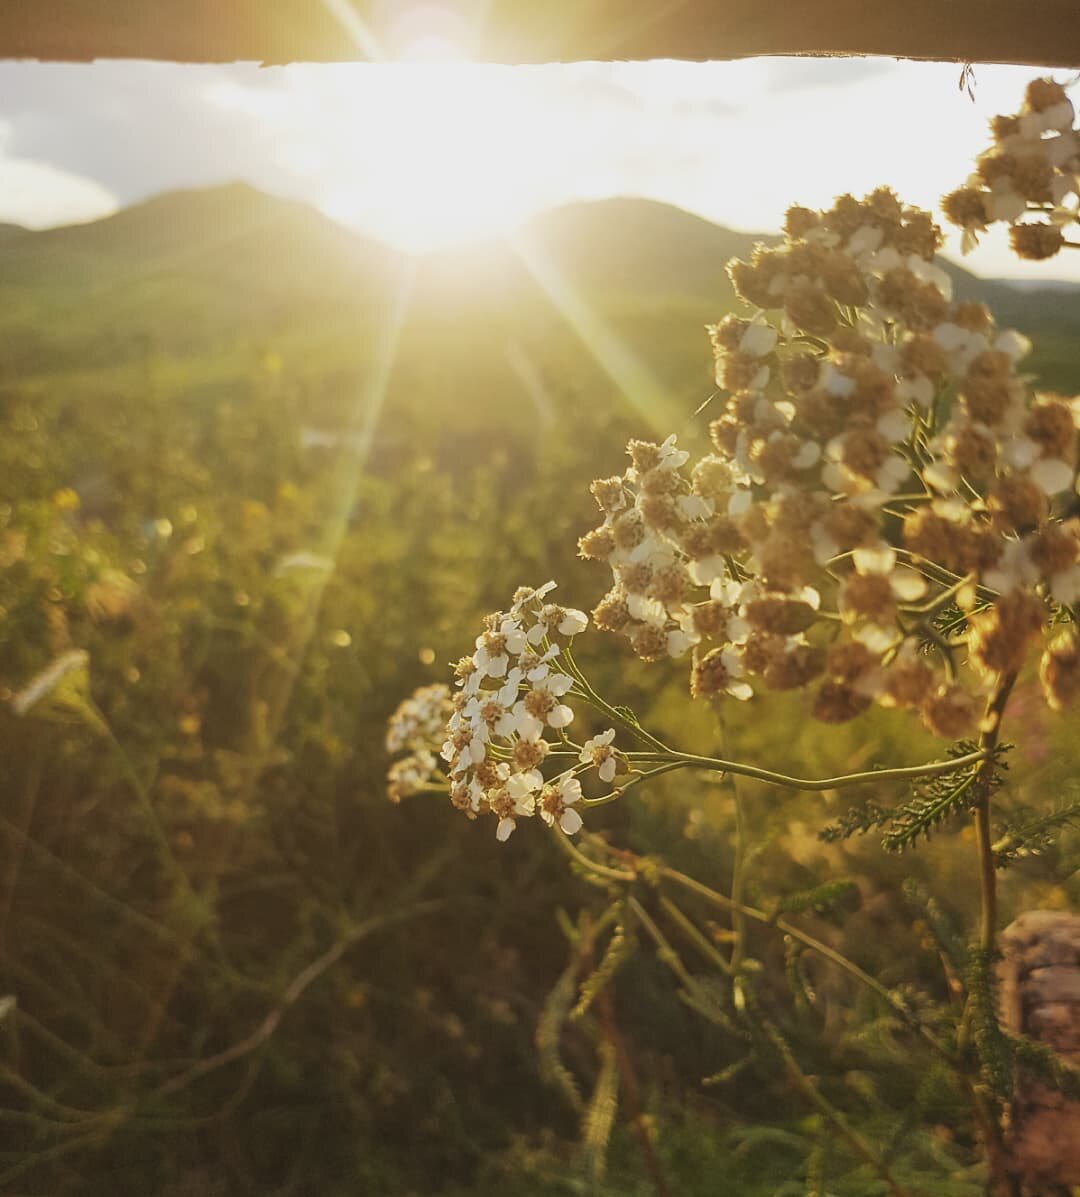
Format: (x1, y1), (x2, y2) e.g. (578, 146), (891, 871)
(3, 185), (1079, 408)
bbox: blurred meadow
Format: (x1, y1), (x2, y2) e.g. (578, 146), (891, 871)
(1, 169), (1079, 1193)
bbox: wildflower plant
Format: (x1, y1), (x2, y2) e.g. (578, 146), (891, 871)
(385, 77), (1080, 1195)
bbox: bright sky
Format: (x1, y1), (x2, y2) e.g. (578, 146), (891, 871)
(0, 56), (1077, 281)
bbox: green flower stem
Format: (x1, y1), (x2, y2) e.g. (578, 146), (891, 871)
(757, 1013), (914, 1197)
(562, 646), (670, 753)
(901, 573), (975, 617)
(660, 865), (953, 1062)
(627, 896), (738, 1032)
(622, 747), (990, 793)
(562, 834), (952, 1063)
(658, 896), (732, 977)
(547, 823), (636, 883)
(582, 761), (685, 808)
(973, 670), (1017, 959)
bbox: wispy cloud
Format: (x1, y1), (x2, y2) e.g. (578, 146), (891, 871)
(0, 57), (1075, 281)
(0, 120), (116, 228)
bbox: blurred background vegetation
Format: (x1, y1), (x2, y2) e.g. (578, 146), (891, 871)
(0, 185), (1077, 1194)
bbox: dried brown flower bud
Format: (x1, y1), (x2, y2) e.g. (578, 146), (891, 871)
(812, 679), (872, 723)
(1009, 223), (1065, 261)
(952, 302), (994, 334)
(1024, 77), (1069, 113)
(690, 600), (735, 640)
(591, 476), (627, 514)
(592, 589), (632, 633)
(611, 508), (646, 550)
(691, 647), (742, 698)
(649, 562), (691, 605)
(741, 632), (786, 676)
(1040, 630), (1080, 711)
(901, 333), (949, 380)
(708, 315), (749, 353)
(948, 423), (999, 481)
(825, 640), (878, 685)
(896, 209), (943, 258)
(990, 113), (1020, 142)
(728, 258), (777, 309)
(627, 439), (663, 473)
(630, 622), (668, 662)
(1011, 155), (1055, 203)
(820, 251), (869, 306)
(709, 414), (741, 456)
(784, 282), (837, 338)
(745, 595), (818, 635)
(1025, 397), (1076, 460)
(868, 186), (903, 226)
(970, 591), (1046, 676)
(823, 193), (865, 239)
(877, 268), (948, 331)
(921, 684), (978, 739)
(720, 350), (767, 393)
(578, 526), (616, 560)
(941, 186), (987, 229)
(618, 560), (653, 595)
(784, 205), (819, 238)
(1028, 522), (1080, 579)
(976, 151), (1017, 187)
(840, 572), (897, 625)
(763, 643), (825, 691)
(781, 354), (820, 394)
(692, 455), (734, 501)
(987, 475), (1047, 533)
(639, 493), (679, 532)
(880, 657), (936, 709)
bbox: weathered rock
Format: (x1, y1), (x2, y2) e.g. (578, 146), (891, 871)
(998, 911), (1080, 1194)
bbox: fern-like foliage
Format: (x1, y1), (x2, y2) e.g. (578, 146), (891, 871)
(571, 922), (634, 1022)
(883, 742), (1010, 853)
(536, 960), (584, 1113)
(992, 796), (1080, 867)
(580, 1040), (619, 1181)
(964, 947), (1013, 1101)
(819, 742), (1013, 853)
(902, 879), (966, 969)
(818, 801), (891, 843)
(773, 878), (860, 918)
(1008, 1032), (1080, 1100)
(782, 935), (816, 1013)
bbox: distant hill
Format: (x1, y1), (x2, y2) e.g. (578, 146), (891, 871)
(2, 184), (1078, 411)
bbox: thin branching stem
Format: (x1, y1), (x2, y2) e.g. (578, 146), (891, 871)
(622, 747), (991, 793)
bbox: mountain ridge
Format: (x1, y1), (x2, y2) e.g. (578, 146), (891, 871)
(2, 183), (1078, 400)
(7, 182), (1079, 302)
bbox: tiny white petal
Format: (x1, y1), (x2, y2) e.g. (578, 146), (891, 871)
(1030, 457), (1075, 495)
(557, 609), (589, 636)
(548, 704), (575, 729)
(852, 545), (897, 575)
(890, 567), (929, 602)
(559, 807), (584, 835)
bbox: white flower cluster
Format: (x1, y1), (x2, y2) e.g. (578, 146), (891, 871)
(385, 683), (452, 802)
(386, 683), (453, 754)
(441, 583), (620, 841)
(943, 78), (1079, 259)
(581, 184), (1080, 732)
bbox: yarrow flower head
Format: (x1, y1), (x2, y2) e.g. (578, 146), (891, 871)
(581, 174), (1080, 737)
(432, 583), (624, 841)
(942, 77), (1079, 257)
(385, 684), (453, 755)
